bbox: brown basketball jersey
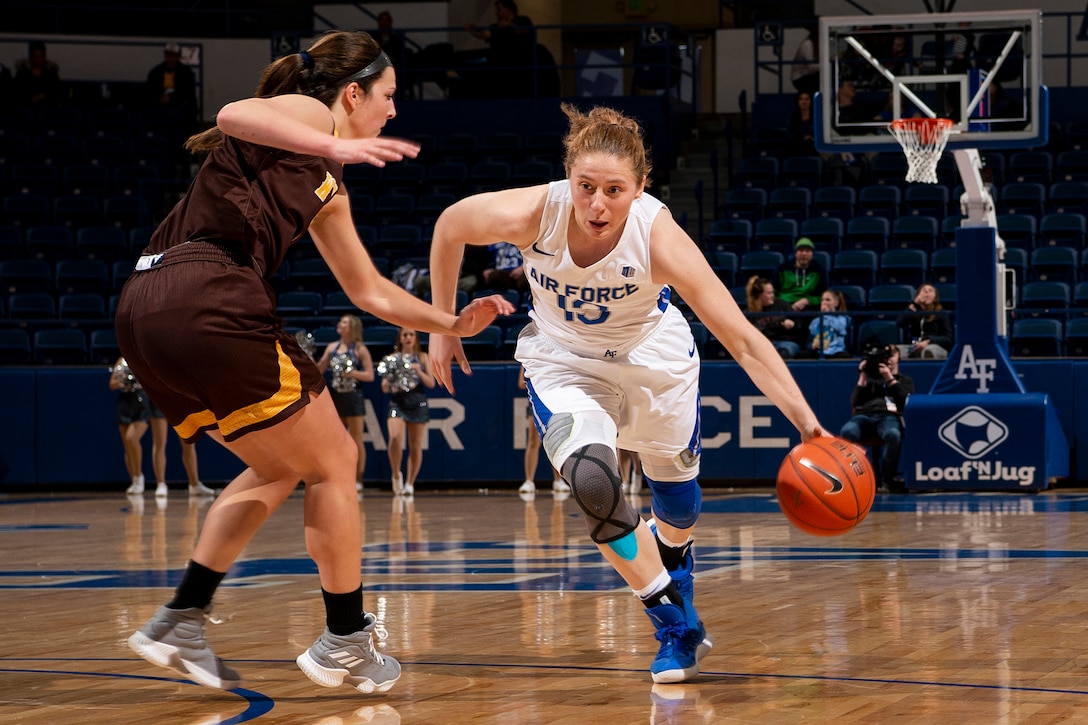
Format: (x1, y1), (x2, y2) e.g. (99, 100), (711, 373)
(147, 134), (344, 278)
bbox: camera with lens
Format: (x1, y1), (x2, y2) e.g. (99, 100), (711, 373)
(862, 343), (893, 379)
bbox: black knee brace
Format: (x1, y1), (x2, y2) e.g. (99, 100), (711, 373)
(562, 444), (641, 544)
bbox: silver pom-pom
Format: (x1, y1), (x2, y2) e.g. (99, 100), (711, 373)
(330, 352), (357, 393)
(111, 358), (140, 393)
(378, 353), (418, 393)
(295, 330), (316, 358)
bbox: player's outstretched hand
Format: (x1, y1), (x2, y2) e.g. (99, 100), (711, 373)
(452, 294), (515, 338)
(430, 295), (515, 393)
(333, 136), (420, 167)
(801, 423), (833, 442)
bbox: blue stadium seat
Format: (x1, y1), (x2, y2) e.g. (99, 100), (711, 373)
(33, 328), (87, 364)
(89, 327), (121, 364)
(830, 284), (866, 311)
(766, 187), (810, 222)
(55, 259), (109, 293)
(1007, 150), (1053, 185)
(844, 217), (889, 253)
(0, 258), (53, 292)
(8, 291), (56, 319)
(76, 226), (128, 262)
(780, 156), (824, 189)
(1019, 281), (1071, 321)
(1065, 317), (1088, 356)
(706, 218), (751, 254)
(830, 249), (878, 288)
(903, 184), (950, 218)
(857, 185), (901, 219)
(1047, 181), (1088, 215)
(276, 290), (324, 316)
(800, 217), (843, 252)
(1038, 213), (1086, 249)
(999, 182), (1046, 217)
(812, 185), (856, 222)
(890, 215), (939, 252)
(751, 218), (797, 254)
(58, 292), (107, 320)
(706, 250), (738, 287)
(996, 213), (1037, 250)
(739, 250), (784, 282)
(1009, 318), (1062, 357)
(867, 283), (915, 313)
(879, 249), (928, 287)
(0, 328), (32, 363)
(855, 319), (900, 352)
(721, 187), (766, 222)
(930, 247), (957, 283)
(1029, 246), (1079, 284)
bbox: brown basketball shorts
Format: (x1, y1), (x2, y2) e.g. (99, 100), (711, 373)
(114, 242), (326, 443)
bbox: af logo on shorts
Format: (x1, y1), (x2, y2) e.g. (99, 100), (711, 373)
(937, 406), (1009, 459)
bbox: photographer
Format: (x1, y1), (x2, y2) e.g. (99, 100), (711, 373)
(839, 344), (914, 492)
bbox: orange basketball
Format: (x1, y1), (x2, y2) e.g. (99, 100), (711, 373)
(776, 437), (876, 537)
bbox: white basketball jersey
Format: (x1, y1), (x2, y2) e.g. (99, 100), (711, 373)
(523, 180), (672, 358)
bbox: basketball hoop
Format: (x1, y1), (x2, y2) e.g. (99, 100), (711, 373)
(888, 118), (956, 184)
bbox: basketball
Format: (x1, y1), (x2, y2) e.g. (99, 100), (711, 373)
(776, 437), (876, 537)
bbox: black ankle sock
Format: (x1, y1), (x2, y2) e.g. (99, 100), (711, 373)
(323, 586), (366, 635)
(655, 537), (689, 573)
(167, 560), (226, 610)
(640, 581), (683, 609)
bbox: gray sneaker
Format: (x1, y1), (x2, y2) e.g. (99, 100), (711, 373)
(295, 612), (401, 693)
(127, 605), (241, 689)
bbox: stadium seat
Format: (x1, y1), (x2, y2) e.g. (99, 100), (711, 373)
(1019, 281), (1071, 320)
(76, 226), (128, 262)
(0, 258), (53, 293)
(1029, 246), (1079, 284)
(1007, 150), (1053, 185)
(830, 285), (866, 311)
(739, 250), (784, 282)
(843, 217), (889, 253)
(58, 292), (107, 320)
(779, 156), (824, 190)
(733, 156), (778, 190)
(1047, 181), (1088, 215)
(1037, 213), (1086, 249)
(866, 284), (915, 314)
(1065, 317), (1088, 356)
(751, 218), (797, 254)
(721, 187), (766, 222)
(903, 184), (950, 218)
(706, 218), (751, 254)
(1009, 318), (1063, 357)
(996, 213), (1037, 250)
(879, 249), (928, 287)
(0, 328), (32, 364)
(857, 185), (900, 219)
(800, 217), (843, 252)
(89, 328), (122, 364)
(929, 247), (957, 283)
(855, 320), (900, 352)
(812, 185), (856, 222)
(890, 215), (939, 252)
(705, 250), (738, 287)
(276, 291), (323, 316)
(999, 182), (1046, 217)
(55, 259), (109, 294)
(460, 324), (503, 361)
(24, 226), (76, 262)
(830, 249), (878, 288)
(766, 187), (811, 222)
(8, 291), (56, 319)
(33, 328), (87, 364)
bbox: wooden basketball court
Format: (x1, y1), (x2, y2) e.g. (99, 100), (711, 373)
(3, 485), (1088, 723)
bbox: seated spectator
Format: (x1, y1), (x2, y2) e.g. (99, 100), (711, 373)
(746, 275), (801, 359)
(896, 283), (953, 359)
(797, 289), (852, 359)
(790, 24), (820, 96)
(776, 237), (827, 312)
(14, 40), (62, 107)
(480, 241), (528, 295)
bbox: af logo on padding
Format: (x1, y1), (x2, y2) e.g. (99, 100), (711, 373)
(937, 406), (1009, 459)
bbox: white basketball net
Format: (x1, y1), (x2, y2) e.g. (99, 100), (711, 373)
(889, 118), (956, 184)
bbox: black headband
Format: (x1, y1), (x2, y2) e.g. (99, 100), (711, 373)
(338, 51), (392, 86)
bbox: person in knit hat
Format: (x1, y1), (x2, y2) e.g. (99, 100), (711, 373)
(776, 237), (827, 312)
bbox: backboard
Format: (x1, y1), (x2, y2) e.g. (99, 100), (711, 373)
(815, 9), (1045, 153)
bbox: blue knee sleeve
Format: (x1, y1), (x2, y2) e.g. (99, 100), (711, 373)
(646, 476), (702, 529)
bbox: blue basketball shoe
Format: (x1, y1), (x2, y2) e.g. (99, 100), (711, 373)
(645, 601), (703, 683)
(649, 519), (714, 662)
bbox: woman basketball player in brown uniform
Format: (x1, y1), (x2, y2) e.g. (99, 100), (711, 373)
(116, 30), (513, 695)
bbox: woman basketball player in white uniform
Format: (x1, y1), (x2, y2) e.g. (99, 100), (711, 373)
(427, 104), (829, 683)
